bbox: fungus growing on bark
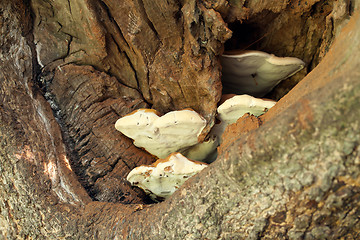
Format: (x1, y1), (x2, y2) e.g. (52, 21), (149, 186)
(114, 109), (161, 143)
(183, 135), (219, 163)
(221, 50), (305, 97)
(115, 109), (206, 159)
(205, 94), (276, 150)
(217, 94), (276, 125)
(183, 95), (276, 163)
(127, 152), (208, 201)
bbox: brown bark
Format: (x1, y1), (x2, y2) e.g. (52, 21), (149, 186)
(28, 0), (353, 203)
(1, 0), (359, 239)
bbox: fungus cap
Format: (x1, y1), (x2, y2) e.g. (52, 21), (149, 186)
(115, 109), (206, 159)
(127, 152), (208, 201)
(221, 50), (305, 97)
(153, 109), (206, 137)
(217, 94), (276, 125)
(115, 109), (160, 141)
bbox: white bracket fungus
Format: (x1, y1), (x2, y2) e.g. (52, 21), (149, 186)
(184, 94), (276, 163)
(115, 109), (206, 159)
(206, 94), (276, 149)
(217, 94), (276, 125)
(221, 50), (305, 97)
(127, 152), (208, 201)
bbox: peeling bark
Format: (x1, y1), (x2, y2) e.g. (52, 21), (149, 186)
(1, 0), (360, 239)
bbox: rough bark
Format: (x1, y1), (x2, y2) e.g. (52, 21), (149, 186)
(31, 0), (234, 199)
(1, 0), (360, 239)
(31, 0), (231, 126)
(28, 0), (354, 203)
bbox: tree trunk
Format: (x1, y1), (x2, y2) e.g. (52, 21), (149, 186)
(1, 0), (359, 239)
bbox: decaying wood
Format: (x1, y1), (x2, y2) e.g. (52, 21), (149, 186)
(1, 0), (359, 239)
(31, 0), (234, 199)
(28, 0), (354, 202)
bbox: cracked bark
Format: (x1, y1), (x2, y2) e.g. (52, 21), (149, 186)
(1, 0), (360, 239)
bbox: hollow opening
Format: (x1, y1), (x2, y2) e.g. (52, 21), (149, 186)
(220, 0), (352, 100)
(224, 11), (279, 52)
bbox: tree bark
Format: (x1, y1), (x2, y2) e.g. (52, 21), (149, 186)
(1, 0), (359, 239)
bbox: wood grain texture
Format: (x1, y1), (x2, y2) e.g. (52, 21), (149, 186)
(0, 0), (359, 239)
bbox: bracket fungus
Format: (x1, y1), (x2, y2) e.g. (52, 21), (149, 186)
(217, 94), (276, 125)
(127, 152), (208, 201)
(206, 94), (276, 150)
(182, 94), (276, 163)
(115, 109), (206, 159)
(221, 50), (305, 97)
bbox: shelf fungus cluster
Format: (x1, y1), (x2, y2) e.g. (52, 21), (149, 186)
(126, 152), (208, 201)
(116, 50), (305, 200)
